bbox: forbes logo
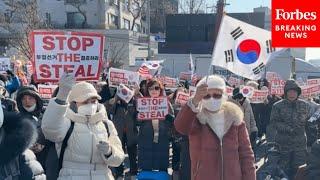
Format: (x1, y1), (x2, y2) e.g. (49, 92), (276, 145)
(275, 9), (317, 20)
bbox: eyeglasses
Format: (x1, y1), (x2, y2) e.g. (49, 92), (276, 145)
(148, 86), (161, 91)
(203, 93), (223, 99)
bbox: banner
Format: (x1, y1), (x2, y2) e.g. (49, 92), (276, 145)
(116, 84), (134, 103)
(108, 68), (139, 88)
(309, 109), (320, 123)
(38, 84), (58, 99)
(227, 76), (244, 87)
(175, 91), (190, 106)
(307, 79), (320, 86)
(179, 72), (192, 81)
(31, 31), (104, 82)
(249, 89), (269, 103)
(211, 15), (282, 80)
(137, 97), (169, 120)
(156, 76), (177, 88)
(0, 57), (11, 73)
(301, 84), (320, 99)
(270, 79), (285, 96)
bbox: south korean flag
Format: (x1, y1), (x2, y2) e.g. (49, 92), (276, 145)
(211, 15), (283, 80)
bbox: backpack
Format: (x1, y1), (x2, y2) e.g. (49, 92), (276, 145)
(44, 121), (110, 180)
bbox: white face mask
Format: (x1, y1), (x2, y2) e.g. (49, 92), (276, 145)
(23, 104), (36, 112)
(202, 98), (223, 112)
(78, 103), (98, 116)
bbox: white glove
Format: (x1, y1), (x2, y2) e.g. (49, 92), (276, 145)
(96, 141), (112, 156)
(56, 73), (75, 101)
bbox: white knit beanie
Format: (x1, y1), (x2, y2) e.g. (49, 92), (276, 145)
(197, 75), (226, 92)
(69, 82), (101, 103)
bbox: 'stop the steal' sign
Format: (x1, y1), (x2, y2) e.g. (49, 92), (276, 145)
(31, 31), (104, 82)
(137, 97), (169, 120)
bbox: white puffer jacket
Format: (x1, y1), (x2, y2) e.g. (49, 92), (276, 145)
(41, 99), (125, 180)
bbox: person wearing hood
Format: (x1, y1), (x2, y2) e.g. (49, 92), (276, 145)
(41, 74), (125, 180)
(174, 75), (256, 180)
(269, 79), (311, 179)
(230, 88), (258, 147)
(15, 85), (47, 166)
(0, 106), (46, 179)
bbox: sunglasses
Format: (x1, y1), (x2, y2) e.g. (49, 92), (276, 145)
(148, 86), (161, 91)
(203, 93), (223, 99)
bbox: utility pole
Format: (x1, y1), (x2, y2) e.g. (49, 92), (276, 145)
(147, 0), (151, 60)
(291, 56), (296, 80)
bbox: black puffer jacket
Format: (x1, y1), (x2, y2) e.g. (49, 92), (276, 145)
(308, 139), (320, 180)
(0, 111), (46, 180)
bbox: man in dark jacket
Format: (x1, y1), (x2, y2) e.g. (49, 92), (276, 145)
(0, 70), (21, 97)
(15, 86), (46, 167)
(0, 110), (46, 180)
(269, 79), (310, 179)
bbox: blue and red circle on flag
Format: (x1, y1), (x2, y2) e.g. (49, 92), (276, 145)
(236, 39), (261, 64)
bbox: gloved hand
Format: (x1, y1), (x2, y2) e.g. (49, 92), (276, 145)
(56, 73), (75, 101)
(97, 141), (112, 156)
(6, 70), (14, 77)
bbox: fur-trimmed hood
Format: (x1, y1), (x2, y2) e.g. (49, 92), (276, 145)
(0, 111), (37, 165)
(197, 101), (244, 136)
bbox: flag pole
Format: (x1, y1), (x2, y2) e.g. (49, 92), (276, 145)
(206, 12), (226, 83)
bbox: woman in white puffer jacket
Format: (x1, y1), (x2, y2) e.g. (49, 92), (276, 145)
(41, 74), (125, 180)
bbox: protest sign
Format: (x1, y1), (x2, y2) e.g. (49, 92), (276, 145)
(116, 84), (134, 103)
(31, 31), (104, 82)
(108, 68), (139, 88)
(164, 76), (177, 88)
(307, 79), (320, 86)
(227, 77), (243, 87)
(226, 86), (234, 96)
(179, 72), (192, 81)
(175, 91), (190, 106)
(137, 97), (169, 120)
(38, 84), (58, 99)
(240, 86), (255, 98)
(270, 79), (285, 96)
(0, 57), (11, 73)
(249, 89), (269, 103)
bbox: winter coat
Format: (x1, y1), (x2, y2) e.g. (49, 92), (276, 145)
(229, 98), (258, 134)
(174, 100), (256, 180)
(0, 111), (46, 180)
(16, 86), (47, 166)
(137, 102), (175, 171)
(41, 99), (125, 180)
(105, 96), (138, 146)
(269, 98), (310, 151)
(307, 139), (320, 180)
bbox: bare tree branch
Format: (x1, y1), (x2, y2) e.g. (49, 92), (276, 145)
(0, 0), (47, 60)
(67, 1), (87, 28)
(107, 40), (127, 68)
(179, 0), (205, 14)
(128, 0), (147, 31)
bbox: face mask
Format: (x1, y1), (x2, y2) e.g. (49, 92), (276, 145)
(78, 103), (98, 116)
(202, 98), (223, 112)
(24, 104), (36, 112)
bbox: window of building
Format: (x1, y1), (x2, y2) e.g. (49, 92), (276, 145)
(109, 14), (118, 27)
(66, 12), (85, 28)
(133, 23), (141, 32)
(65, 0), (86, 3)
(123, 18), (130, 30)
(45, 13), (51, 25)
